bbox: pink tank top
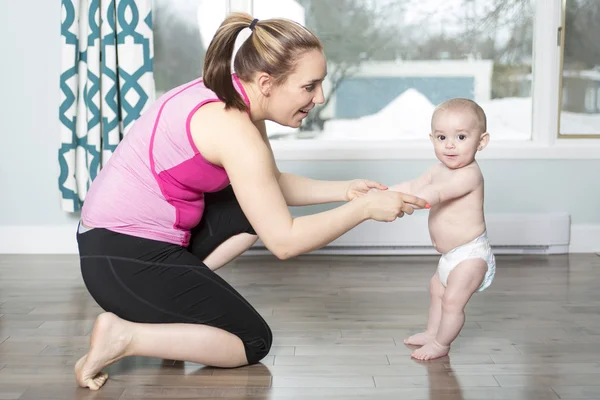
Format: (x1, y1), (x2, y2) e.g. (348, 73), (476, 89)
(81, 75), (250, 246)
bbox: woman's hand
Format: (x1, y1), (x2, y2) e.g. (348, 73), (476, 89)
(344, 179), (388, 201)
(361, 190), (428, 222)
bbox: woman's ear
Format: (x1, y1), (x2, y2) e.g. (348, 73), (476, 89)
(256, 72), (273, 96)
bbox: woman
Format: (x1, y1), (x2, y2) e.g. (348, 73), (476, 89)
(75, 12), (427, 390)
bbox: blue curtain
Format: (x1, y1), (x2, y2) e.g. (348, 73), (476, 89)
(59, 0), (154, 212)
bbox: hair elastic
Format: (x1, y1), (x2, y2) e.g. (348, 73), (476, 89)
(249, 18), (259, 31)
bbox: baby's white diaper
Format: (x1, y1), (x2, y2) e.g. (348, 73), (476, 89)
(437, 231), (496, 292)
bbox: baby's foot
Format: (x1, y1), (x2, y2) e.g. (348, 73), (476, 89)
(74, 312), (133, 390)
(404, 331), (435, 346)
(411, 340), (450, 361)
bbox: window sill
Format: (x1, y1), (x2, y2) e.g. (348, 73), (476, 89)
(270, 138), (600, 160)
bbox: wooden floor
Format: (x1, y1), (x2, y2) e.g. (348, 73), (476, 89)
(1, 253), (600, 399)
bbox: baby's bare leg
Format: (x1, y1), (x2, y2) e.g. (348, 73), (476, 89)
(404, 273), (445, 345)
(411, 258), (487, 361)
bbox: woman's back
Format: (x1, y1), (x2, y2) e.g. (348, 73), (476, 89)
(81, 75), (250, 246)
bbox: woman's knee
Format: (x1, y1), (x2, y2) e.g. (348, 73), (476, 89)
(242, 321), (273, 364)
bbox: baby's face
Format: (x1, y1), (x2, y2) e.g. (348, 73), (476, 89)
(430, 109), (484, 169)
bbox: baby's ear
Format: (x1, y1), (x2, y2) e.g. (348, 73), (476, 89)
(478, 132), (490, 151)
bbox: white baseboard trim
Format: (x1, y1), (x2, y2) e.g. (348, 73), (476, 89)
(244, 245), (573, 256)
(0, 221), (598, 255)
(0, 223), (80, 254)
(569, 224), (600, 253)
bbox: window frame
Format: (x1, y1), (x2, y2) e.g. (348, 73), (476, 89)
(556, 0), (600, 140)
(227, 0), (600, 160)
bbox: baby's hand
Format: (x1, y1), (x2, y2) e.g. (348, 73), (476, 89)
(368, 188), (385, 194)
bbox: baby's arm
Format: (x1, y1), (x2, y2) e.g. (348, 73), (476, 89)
(412, 167), (482, 207)
(387, 168), (434, 196)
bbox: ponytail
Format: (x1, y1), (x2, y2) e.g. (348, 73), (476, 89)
(203, 13), (254, 111)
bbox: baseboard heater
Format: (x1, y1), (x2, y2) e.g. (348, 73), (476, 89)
(246, 213), (571, 256)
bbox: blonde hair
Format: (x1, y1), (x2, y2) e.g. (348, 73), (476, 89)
(203, 12), (323, 112)
(432, 98), (487, 133)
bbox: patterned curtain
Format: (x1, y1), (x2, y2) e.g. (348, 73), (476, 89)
(59, 0), (154, 212)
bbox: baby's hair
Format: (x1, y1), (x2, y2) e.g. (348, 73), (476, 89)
(431, 98), (487, 133)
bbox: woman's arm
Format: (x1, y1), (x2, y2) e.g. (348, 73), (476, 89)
(253, 120), (370, 206)
(276, 173), (349, 205)
(194, 109), (424, 260)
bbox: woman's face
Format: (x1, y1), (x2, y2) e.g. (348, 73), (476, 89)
(266, 49), (327, 128)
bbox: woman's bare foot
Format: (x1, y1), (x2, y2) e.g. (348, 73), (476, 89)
(403, 331), (435, 346)
(74, 312), (133, 390)
(74, 356), (108, 390)
(411, 339), (450, 361)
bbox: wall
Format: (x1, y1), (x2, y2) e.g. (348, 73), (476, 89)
(277, 160), (600, 225)
(0, 1), (598, 253)
(0, 1), (79, 228)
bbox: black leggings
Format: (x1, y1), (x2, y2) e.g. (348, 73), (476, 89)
(76, 186), (272, 365)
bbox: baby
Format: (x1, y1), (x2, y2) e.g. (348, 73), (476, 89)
(388, 98), (496, 360)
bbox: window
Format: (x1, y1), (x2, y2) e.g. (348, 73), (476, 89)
(557, 0), (600, 138)
(249, 0), (535, 143)
(153, 0), (227, 97)
(156, 0), (600, 159)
